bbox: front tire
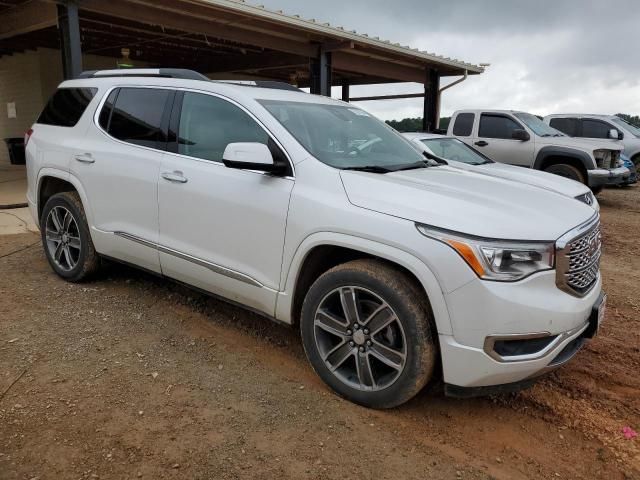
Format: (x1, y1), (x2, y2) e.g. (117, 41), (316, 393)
(544, 163), (586, 184)
(40, 191), (99, 282)
(300, 259), (437, 409)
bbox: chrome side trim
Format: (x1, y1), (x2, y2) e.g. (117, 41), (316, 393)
(483, 321), (588, 363)
(114, 231), (264, 288)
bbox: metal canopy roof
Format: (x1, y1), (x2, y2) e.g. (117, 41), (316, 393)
(0, 0), (483, 86)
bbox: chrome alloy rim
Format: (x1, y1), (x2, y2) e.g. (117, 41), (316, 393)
(45, 206), (81, 272)
(313, 286), (407, 391)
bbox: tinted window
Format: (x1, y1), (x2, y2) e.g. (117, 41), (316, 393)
(37, 88), (97, 127)
(452, 113), (474, 136)
(478, 114), (522, 139)
(107, 88), (170, 149)
(98, 90), (118, 131)
(549, 118), (579, 137)
(178, 92), (269, 162)
(582, 119), (612, 139)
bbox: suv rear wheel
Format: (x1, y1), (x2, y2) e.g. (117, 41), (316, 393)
(41, 191), (99, 282)
(300, 259), (436, 408)
(544, 163), (585, 184)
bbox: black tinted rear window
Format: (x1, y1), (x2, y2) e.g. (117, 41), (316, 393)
(37, 88), (97, 127)
(102, 87), (170, 149)
(452, 113), (474, 136)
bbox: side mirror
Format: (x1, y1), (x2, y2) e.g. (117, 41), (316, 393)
(512, 129), (530, 141)
(608, 128), (623, 140)
(222, 142), (281, 173)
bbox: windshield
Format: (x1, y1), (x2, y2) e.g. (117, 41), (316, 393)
(259, 100), (425, 170)
(421, 138), (492, 165)
(514, 112), (564, 137)
(611, 117), (640, 138)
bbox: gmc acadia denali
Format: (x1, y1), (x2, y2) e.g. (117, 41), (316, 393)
(26, 69), (606, 408)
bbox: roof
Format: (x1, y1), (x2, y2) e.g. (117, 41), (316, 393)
(402, 132), (448, 140)
(544, 114), (617, 119)
(201, 0), (484, 75)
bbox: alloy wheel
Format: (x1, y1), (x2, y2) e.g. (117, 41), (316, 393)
(45, 206), (81, 272)
(313, 286), (407, 391)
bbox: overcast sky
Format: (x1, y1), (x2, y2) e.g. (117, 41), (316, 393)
(258, 0), (640, 121)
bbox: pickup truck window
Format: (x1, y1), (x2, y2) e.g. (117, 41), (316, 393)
(260, 100), (425, 170)
(513, 113), (562, 137)
(581, 119), (613, 139)
(478, 114), (522, 139)
(611, 117), (640, 137)
(452, 113), (474, 136)
(549, 118), (579, 137)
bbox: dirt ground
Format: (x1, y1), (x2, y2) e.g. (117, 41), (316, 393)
(1, 186), (638, 480)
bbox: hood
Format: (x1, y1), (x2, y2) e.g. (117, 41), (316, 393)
(469, 162), (591, 198)
(536, 135), (623, 151)
(340, 166), (596, 241)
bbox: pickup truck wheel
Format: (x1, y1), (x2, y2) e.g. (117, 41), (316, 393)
(543, 163), (585, 184)
(300, 259), (436, 409)
(40, 192), (99, 282)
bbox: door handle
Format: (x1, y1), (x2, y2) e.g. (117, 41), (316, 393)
(161, 171), (188, 184)
(474, 141), (488, 147)
(74, 153), (95, 164)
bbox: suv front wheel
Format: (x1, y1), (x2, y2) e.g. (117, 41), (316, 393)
(300, 259), (437, 408)
(40, 191), (100, 282)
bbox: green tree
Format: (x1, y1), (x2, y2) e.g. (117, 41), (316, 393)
(615, 113), (640, 128)
(386, 117), (451, 132)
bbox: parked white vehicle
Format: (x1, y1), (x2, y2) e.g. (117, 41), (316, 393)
(26, 70), (605, 408)
(403, 133), (599, 211)
(543, 114), (640, 164)
(447, 109), (628, 192)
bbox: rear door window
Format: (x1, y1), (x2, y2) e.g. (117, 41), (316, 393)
(100, 87), (172, 149)
(37, 88), (97, 127)
(478, 114), (522, 139)
(452, 113), (475, 136)
(549, 118), (579, 137)
(581, 119), (613, 139)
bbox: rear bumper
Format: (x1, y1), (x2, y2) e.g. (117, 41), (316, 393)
(588, 167), (629, 188)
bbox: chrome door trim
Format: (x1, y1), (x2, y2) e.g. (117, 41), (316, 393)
(114, 231), (264, 288)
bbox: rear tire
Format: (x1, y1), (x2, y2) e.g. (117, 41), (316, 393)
(300, 259), (437, 409)
(40, 191), (100, 282)
(544, 163), (586, 184)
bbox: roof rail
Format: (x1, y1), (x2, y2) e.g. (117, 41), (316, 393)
(215, 80), (302, 92)
(78, 68), (210, 81)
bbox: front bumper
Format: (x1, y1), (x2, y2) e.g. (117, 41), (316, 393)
(438, 271), (603, 390)
(588, 167), (630, 188)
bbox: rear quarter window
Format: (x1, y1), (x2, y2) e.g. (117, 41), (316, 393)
(452, 113), (474, 136)
(37, 88), (97, 127)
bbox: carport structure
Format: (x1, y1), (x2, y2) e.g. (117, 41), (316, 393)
(0, 0), (482, 133)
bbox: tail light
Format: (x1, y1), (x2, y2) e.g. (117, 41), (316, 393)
(24, 128), (33, 147)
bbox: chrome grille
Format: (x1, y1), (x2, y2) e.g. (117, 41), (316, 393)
(556, 219), (601, 296)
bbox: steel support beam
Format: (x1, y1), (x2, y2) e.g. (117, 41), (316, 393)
(58, 1), (83, 79)
(310, 49), (332, 96)
(341, 80), (350, 102)
(422, 68), (440, 132)
(350, 92), (425, 102)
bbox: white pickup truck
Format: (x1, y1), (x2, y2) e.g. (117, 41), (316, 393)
(447, 110), (628, 193)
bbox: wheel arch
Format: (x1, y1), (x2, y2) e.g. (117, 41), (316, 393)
(276, 232), (452, 336)
(534, 146), (595, 175)
(37, 170), (93, 226)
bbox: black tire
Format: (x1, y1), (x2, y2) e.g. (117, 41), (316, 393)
(591, 186), (603, 195)
(40, 191), (100, 282)
(543, 163), (586, 184)
(300, 259), (437, 409)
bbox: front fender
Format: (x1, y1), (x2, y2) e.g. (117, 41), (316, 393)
(275, 231), (452, 335)
(533, 146), (597, 170)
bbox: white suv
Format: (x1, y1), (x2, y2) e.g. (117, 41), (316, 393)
(26, 69), (605, 408)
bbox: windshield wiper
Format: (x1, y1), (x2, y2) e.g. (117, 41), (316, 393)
(393, 161), (431, 171)
(341, 165), (392, 174)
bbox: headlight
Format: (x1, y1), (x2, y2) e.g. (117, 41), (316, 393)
(593, 149), (612, 169)
(416, 225), (555, 281)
